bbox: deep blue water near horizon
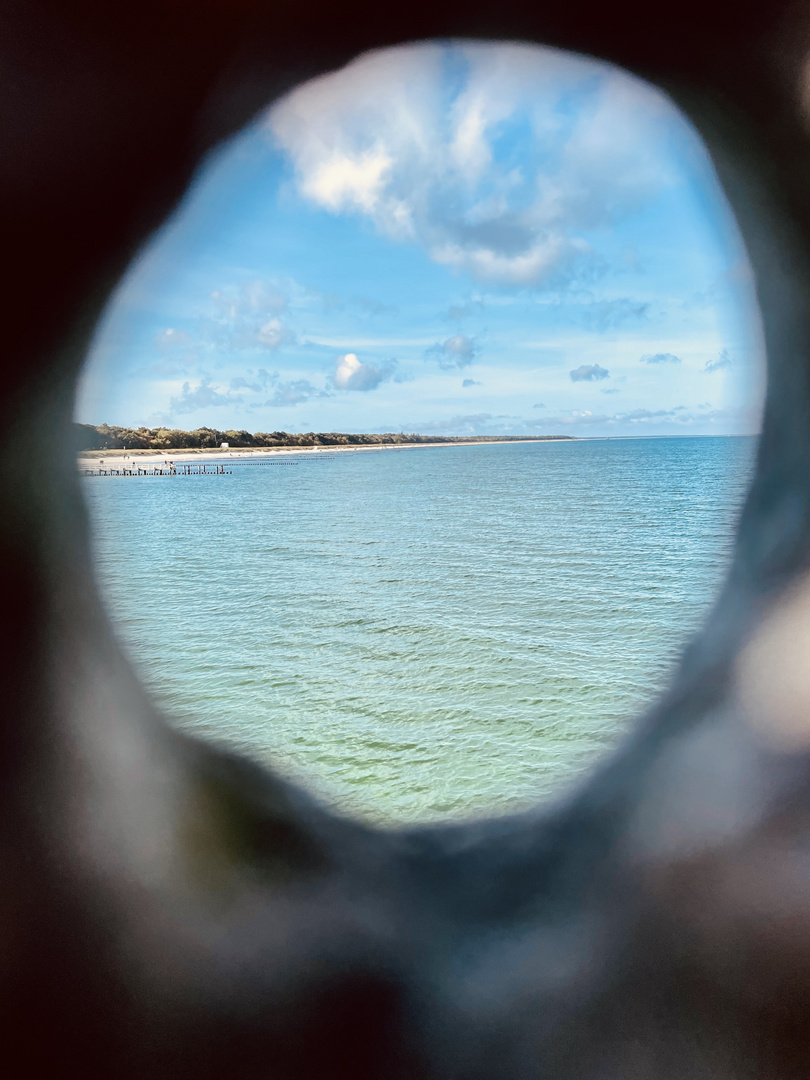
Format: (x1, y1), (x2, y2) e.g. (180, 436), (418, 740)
(84, 436), (756, 824)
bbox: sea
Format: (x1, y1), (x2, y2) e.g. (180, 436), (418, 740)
(84, 436), (757, 825)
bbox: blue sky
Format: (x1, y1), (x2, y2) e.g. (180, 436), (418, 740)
(77, 42), (765, 437)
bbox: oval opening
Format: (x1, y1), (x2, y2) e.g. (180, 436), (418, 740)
(77, 42), (765, 825)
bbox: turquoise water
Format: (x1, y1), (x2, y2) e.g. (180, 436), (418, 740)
(84, 436), (756, 824)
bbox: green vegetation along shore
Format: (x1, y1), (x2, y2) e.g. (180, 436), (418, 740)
(75, 423), (575, 452)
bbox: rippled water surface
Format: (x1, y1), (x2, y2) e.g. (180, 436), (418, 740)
(85, 437), (756, 823)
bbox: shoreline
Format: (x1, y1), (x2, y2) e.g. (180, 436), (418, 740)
(78, 438), (572, 468)
(76, 433), (756, 470)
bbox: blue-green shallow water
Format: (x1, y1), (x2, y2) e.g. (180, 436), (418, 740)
(84, 436), (756, 824)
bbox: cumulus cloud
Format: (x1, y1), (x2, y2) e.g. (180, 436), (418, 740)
(332, 352), (395, 391)
(704, 348), (733, 372)
(428, 334), (478, 369)
(570, 363), (610, 381)
(462, 378), (482, 387)
(640, 351), (681, 364)
(268, 43), (671, 287)
(265, 380), (328, 407)
(170, 378), (241, 415)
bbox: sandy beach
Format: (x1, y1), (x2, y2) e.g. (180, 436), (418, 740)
(78, 438), (570, 470)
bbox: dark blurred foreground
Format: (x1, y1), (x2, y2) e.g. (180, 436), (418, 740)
(5, 1), (810, 1078)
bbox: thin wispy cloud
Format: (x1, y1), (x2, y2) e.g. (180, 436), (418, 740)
(705, 348), (733, 372)
(415, 412), (497, 434)
(524, 404), (756, 431)
(577, 298), (650, 332)
(213, 280), (288, 317)
(170, 378), (241, 415)
(307, 336), (434, 349)
(354, 296), (399, 316)
(265, 379), (328, 407)
(446, 299), (485, 321)
(156, 328), (191, 349)
(206, 281), (296, 352)
(230, 368), (275, 393)
(640, 351), (681, 364)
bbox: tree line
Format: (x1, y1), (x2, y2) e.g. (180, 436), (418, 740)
(75, 424), (574, 450)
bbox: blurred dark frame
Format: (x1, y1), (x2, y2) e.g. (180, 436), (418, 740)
(3, 2), (810, 1077)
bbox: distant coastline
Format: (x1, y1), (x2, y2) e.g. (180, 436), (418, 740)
(75, 422), (575, 454)
(75, 423), (576, 465)
(78, 439), (577, 468)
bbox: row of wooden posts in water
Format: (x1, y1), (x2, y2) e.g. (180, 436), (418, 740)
(81, 463), (232, 477)
(80, 453), (348, 478)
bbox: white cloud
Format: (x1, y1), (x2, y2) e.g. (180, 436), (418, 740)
(268, 43), (673, 287)
(303, 147), (393, 214)
(428, 334), (478, 369)
(570, 363), (610, 381)
(332, 352), (394, 391)
(256, 317), (295, 350)
(641, 351), (681, 364)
